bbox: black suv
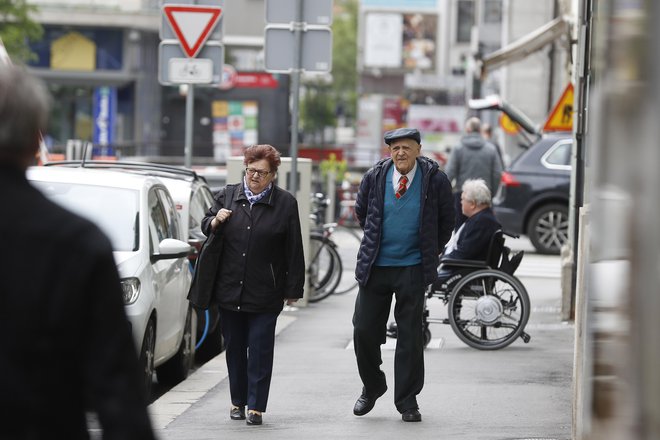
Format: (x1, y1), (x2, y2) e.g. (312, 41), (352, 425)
(493, 133), (572, 254)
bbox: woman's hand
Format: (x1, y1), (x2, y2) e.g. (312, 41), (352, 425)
(211, 208), (232, 230)
(285, 299), (298, 306)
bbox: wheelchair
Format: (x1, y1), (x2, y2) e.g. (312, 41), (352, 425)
(387, 230), (532, 350)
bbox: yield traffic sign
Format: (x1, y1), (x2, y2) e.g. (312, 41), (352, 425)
(163, 4), (222, 58)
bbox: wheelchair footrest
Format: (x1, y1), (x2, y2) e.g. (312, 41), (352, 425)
(520, 332), (531, 343)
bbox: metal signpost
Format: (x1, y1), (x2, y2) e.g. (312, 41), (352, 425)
(264, 0), (332, 194)
(159, 2), (224, 168)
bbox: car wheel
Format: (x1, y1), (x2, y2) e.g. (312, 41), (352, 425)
(527, 203), (569, 254)
(156, 307), (196, 386)
(139, 320), (156, 398)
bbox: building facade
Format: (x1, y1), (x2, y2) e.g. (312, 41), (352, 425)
(27, 0), (291, 162)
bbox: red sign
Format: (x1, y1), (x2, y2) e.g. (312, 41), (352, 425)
(163, 5), (222, 58)
(235, 73), (280, 89)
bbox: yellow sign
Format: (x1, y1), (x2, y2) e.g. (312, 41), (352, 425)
(499, 113), (520, 135)
(544, 83), (574, 132)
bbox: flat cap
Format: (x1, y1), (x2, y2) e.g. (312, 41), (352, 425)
(383, 128), (421, 145)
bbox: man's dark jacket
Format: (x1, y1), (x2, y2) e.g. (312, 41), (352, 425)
(0, 165), (155, 440)
(445, 207), (501, 261)
(354, 157), (455, 286)
(200, 183), (305, 313)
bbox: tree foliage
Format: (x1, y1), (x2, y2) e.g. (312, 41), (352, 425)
(330, 0), (358, 122)
(300, 0), (358, 142)
(0, 0), (43, 63)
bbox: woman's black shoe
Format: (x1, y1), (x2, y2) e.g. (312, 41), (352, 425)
(230, 406), (245, 420)
(246, 411), (263, 425)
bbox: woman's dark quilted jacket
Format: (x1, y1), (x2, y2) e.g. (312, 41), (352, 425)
(354, 156), (455, 287)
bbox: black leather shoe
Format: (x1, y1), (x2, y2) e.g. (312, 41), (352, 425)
(230, 406), (245, 420)
(353, 385), (387, 416)
(402, 408), (422, 422)
(246, 411), (262, 425)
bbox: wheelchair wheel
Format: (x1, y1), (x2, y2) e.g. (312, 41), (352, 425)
(447, 269), (530, 350)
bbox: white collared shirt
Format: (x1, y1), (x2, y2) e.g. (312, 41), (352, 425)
(392, 161), (418, 192)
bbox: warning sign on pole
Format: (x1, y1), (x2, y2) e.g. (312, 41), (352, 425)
(543, 83), (574, 132)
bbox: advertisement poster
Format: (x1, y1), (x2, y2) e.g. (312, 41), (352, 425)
(402, 13), (437, 70)
(212, 100), (258, 162)
(364, 13), (402, 68)
(364, 12), (438, 72)
(92, 86), (116, 156)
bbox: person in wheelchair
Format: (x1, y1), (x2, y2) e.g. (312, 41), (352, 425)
(387, 179), (531, 349)
(435, 178), (501, 285)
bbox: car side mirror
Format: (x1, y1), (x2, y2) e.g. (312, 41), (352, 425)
(151, 238), (192, 263)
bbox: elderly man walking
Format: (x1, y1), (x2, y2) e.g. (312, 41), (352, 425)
(352, 128), (454, 422)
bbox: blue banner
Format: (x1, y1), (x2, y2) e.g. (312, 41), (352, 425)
(92, 86), (116, 156)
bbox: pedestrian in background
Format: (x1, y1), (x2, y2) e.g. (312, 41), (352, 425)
(200, 144), (305, 426)
(481, 122), (505, 168)
(352, 128), (454, 422)
(445, 117), (503, 230)
(0, 66), (156, 439)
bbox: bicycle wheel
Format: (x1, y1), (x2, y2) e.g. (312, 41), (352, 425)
(448, 269), (530, 350)
(308, 235), (343, 302)
(332, 226), (362, 295)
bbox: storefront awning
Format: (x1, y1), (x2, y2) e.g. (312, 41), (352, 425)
(480, 15), (571, 77)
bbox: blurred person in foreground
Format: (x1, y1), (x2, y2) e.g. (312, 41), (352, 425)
(200, 144), (305, 426)
(445, 117), (503, 230)
(352, 128), (454, 422)
(0, 67), (156, 438)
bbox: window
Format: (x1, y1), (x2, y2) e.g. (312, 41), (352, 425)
(148, 189), (169, 253)
(542, 140), (573, 170)
(156, 188), (181, 240)
(189, 187), (214, 231)
(33, 181), (139, 251)
(483, 0), (502, 24)
(457, 0), (474, 43)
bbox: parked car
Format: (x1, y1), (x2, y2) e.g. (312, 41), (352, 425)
(27, 166), (196, 395)
(44, 161), (223, 362)
(493, 132), (572, 254)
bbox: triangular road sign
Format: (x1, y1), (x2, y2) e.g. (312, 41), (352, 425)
(164, 5), (222, 58)
(544, 83), (574, 132)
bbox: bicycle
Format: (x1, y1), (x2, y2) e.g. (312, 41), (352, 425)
(308, 222), (343, 302)
(307, 193), (363, 302)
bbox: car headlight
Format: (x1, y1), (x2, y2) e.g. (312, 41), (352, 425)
(120, 277), (141, 304)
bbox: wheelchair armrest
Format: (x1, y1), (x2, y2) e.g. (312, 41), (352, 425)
(439, 257), (490, 269)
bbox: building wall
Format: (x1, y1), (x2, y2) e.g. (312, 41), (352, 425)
(500, 0), (569, 159)
(25, 0), (274, 159)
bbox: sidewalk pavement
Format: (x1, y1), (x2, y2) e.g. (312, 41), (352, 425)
(150, 231), (574, 440)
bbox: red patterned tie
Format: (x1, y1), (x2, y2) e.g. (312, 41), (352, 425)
(395, 175), (408, 199)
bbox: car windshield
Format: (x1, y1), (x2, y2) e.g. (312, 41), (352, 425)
(32, 181), (139, 252)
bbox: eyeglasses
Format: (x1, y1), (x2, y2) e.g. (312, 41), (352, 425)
(245, 168), (271, 178)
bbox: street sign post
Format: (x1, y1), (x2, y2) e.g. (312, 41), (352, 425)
(162, 5), (222, 58)
(264, 0), (333, 195)
(264, 25), (332, 73)
(158, 41), (223, 85)
(159, 1), (224, 168)
(266, 0), (332, 25)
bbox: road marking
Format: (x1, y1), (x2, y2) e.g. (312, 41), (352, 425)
(345, 338), (445, 350)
